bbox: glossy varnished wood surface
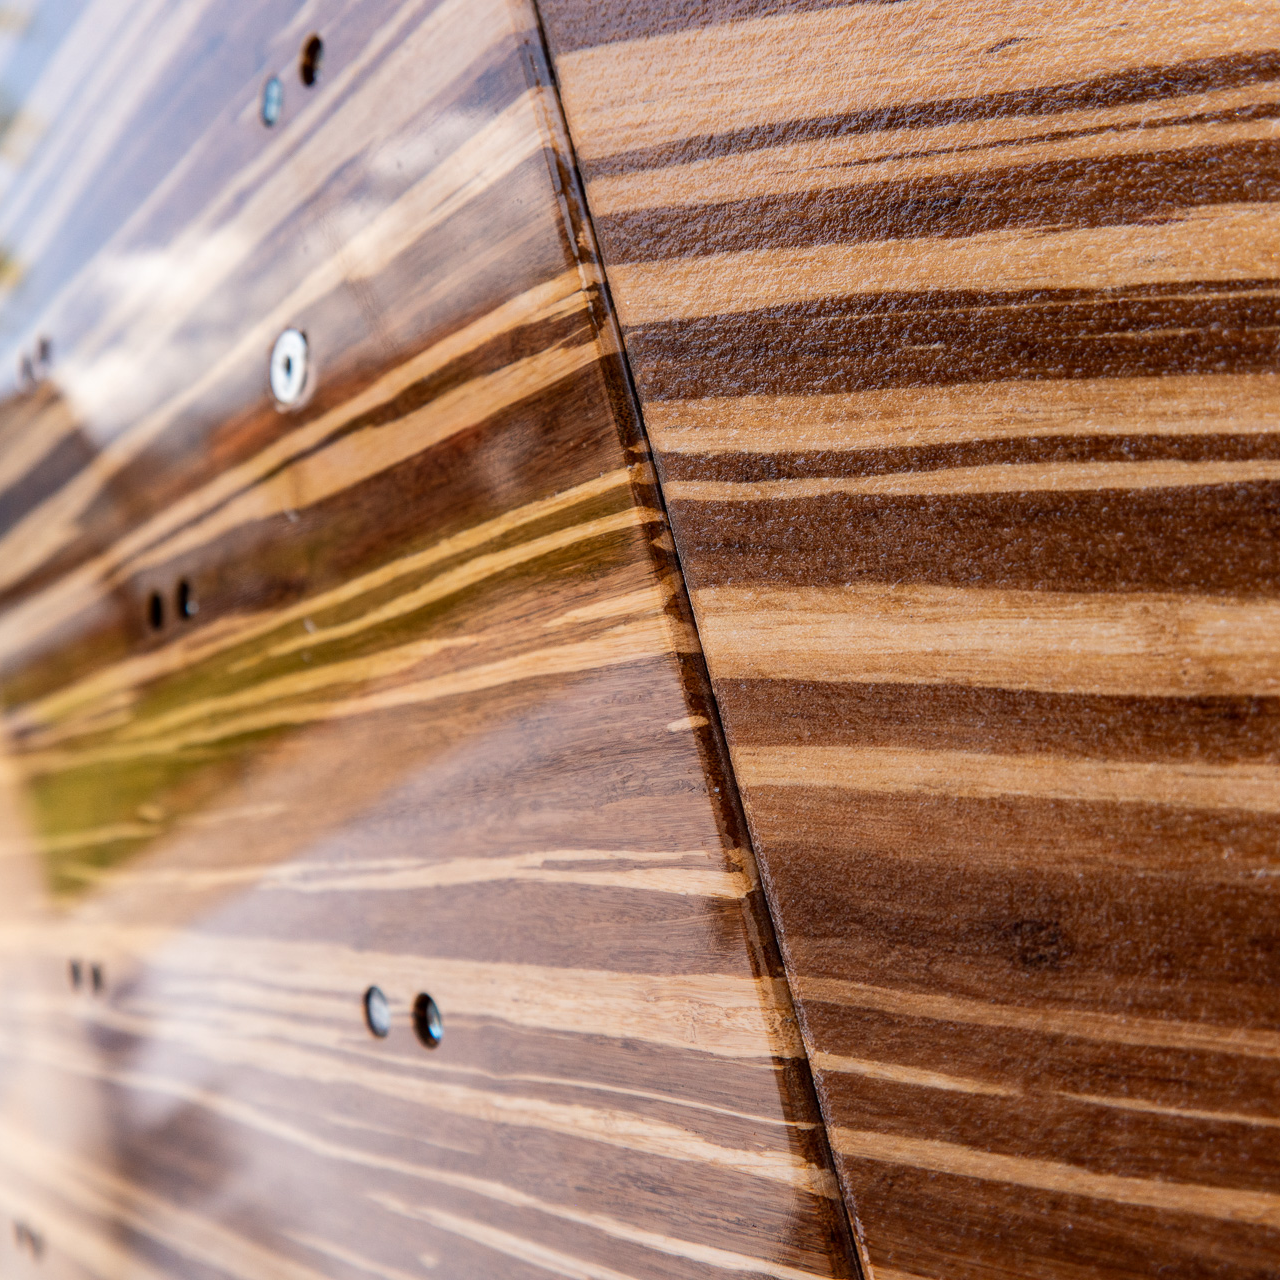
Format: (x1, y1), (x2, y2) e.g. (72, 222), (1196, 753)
(0, 2), (858, 1276)
(536, 2), (1280, 1277)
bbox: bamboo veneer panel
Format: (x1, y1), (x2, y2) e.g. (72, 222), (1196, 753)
(0, 1), (858, 1276)
(536, 1), (1280, 1276)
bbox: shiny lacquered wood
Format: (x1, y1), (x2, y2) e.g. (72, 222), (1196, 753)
(536, 1), (1280, 1276)
(0, 2), (858, 1276)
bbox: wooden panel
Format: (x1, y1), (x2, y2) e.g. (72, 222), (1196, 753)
(534, 1), (1280, 1276)
(0, 2), (859, 1277)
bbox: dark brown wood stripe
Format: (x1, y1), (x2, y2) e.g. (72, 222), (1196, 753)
(579, 49), (1280, 178)
(717, 680), (1280, 765)
(821, 1076), (1280, 1190)
(627, 282), (1280, 400)
(597, 141), (1280, 263)
(670, 486), (1280, 595)
(802, 998), (1280, 1110)
(749, 788), (1280, 885)
(771, 856), (1280, 1016)
(832, 1162), (1280, 1280)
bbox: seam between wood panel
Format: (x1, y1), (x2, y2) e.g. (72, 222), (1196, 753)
(519, 4), (869, 1276)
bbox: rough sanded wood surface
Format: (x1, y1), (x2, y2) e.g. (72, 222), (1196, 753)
(535, 1), (1280, 1276)
(0, 1), (858, 1276)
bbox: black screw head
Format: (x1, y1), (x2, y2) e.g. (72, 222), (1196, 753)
(177, 579), (197, 619)
(412, 993), (442, 1049)
(363, 986), (391, 1038)
(148, 591), (164, 631)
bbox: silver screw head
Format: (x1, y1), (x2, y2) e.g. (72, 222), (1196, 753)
(364, 986), (392, 1038)
(261, 76), (283, 125)
(270, 328), (308, 406)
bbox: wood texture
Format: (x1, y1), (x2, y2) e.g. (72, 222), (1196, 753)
(0, 2), (858, 1276)
(535, 1), (1280, 1276)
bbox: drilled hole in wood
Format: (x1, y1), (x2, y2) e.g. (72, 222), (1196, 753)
(68, 960), (82, 990)
(299, 34), (323, 86)
(147, 591), (164, 631)
(90, 963), (104, 995)
(177, 579), (197, 619)
(364, 986), (391, 1038)
(412, 993), (442, 1048)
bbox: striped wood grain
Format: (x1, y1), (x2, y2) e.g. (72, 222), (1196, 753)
(536, 1), (1280, 1277)
(0, 1), (858, 1277)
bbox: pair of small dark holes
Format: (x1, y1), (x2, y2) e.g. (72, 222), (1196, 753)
(148, 580), (197, 631)
(363, 986), (442, 1048)
(68, 960), (104, 995)
(17, 335), (52, 388)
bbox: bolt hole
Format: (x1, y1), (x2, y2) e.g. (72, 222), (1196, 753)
(68, 959), (82, 990)
(412, 993), (442, 1049)
(177, 579), (197, 619)
(147, 591), (164, 631)
(90, 963), (104, 995)
(363, 985), (391, 1038)
(300, 34), (323, 87)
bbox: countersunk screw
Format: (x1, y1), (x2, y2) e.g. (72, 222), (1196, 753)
(261, 76), (283, 126)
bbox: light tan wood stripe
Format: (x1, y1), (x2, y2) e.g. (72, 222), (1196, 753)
(644, 376), (1280, 455)
(0, 398), (79, 499)
(695, 584), (1280, 697)
(810, 1051), (1017, 1098)
(556, 0), (1274, 159)
(1061, 1091), (1280, 1132)
(831, 1127), (1280, 1225)
(22, 615), (695, 775)
(794, 975), (1280, 1060)
(588, 81), (1280, 216)
(56, 847), (753, 899)
(257, 848), (752, 899)
(610, 205), (1279, 325)
(237, 508), (662, 672)
(666, 459), (1280, 501)
(736, 744), (1280, 814)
